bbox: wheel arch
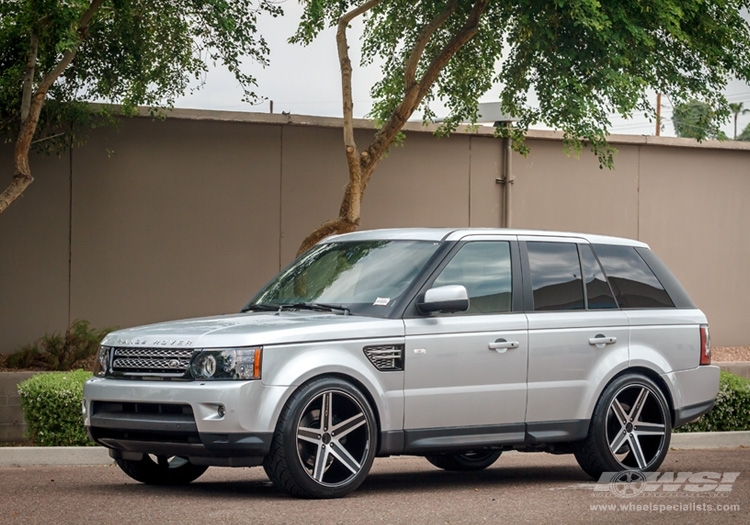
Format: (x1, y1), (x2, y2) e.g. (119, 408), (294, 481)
(606, 366), (677, 427)
(260, 343), (404, 441)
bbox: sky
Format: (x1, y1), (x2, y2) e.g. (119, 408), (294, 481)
(173, 2), (750, 140)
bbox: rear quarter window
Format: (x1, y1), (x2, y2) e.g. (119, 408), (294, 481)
(593, 244), (674, 308)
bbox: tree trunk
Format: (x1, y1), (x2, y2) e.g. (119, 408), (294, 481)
(294, 0), (488, 258)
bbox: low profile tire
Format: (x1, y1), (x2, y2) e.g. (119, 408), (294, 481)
(263, 377), (378, 499)
(574, 373), (671, 480)
(115, 455), (208, 485)
(425, 450), (502, 471)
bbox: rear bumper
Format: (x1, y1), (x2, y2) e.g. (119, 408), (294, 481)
(673, 399), (716, 428)
(666, 365), (720, 427)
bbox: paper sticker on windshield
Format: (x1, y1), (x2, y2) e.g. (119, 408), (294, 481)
(373, 297), (391, 306)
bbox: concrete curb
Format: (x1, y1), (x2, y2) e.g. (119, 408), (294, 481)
(0, 446), (112, 467)
(669, 430), (750, 450)
(1, 432), (748, 467)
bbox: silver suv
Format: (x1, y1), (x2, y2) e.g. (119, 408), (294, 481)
(83, 228), (719, 498)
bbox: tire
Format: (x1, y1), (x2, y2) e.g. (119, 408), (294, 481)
(115, 455), (208, 485)
(263, 377), (378, 498)
(425, 450), (502, 471)
(574, 373), (671, 480)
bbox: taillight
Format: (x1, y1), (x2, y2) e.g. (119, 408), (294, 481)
(699, 324), (711, 365)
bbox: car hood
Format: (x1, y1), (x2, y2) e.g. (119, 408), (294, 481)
(101, 312), (404, 348)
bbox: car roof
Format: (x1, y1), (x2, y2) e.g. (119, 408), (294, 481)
(324, 228), (649, 248)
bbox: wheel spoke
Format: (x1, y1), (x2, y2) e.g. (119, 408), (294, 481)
(610, 399), (629, 426)
(298, 426), (322, 444)
(633, 421), (665, 436)
(331, 412), (366, 439)
(609, 430), (629, 455)
(627, 433), (648, 468)
(312, 443), (330, 481)
(329, 441), (362, 475)
(629, 387), (650, 422)
(322, 392), (333, 431)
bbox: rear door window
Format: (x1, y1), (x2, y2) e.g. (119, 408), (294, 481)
(526, 242), (584, 311)
(593, 244), (674, 308)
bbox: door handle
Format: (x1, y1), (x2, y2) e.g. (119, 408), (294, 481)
(589, 334), (617, 346)
(488, 338), (519, 353)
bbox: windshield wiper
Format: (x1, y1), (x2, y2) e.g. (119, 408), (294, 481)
(240, 303), (282, 313)
(283, 302), (351, 316)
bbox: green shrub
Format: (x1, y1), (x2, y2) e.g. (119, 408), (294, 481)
(17, 370), (94, 446)
(6, 320), (111, 371)
(676, 371), (750, 432)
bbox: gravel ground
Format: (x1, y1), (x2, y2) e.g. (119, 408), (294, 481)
(711, 347), (750, 362)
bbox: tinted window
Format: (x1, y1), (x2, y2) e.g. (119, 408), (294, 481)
(527, 242), (584, 311)
(250, 240), (439, 316)
(433, 241), (512, 314)
(580, 244), (617, 309)
(593, 244), (674, 308)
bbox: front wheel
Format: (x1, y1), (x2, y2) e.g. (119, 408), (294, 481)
(263, 377), (377, 498)
(425, 450), (502, 471)
(574, 374), (671, 479)
(115, 455), (208, 485)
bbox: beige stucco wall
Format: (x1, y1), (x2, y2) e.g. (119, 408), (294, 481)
(1, 109), (749, 352)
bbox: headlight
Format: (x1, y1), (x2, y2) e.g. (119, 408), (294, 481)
(94, 346), (111, 377)
(190, 347), (262, 380)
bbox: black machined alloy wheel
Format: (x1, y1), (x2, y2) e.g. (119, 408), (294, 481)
(574, 374), (671, 479)
(263, 377), (377, 498)
(115, 455), (208, 485)
(425, 450), (502, 471)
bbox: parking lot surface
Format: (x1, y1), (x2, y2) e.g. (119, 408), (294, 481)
(1, 448), (747, 524)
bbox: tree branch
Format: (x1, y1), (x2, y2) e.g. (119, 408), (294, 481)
(403, 0), (458, 88)
(363, 0), (489, 188)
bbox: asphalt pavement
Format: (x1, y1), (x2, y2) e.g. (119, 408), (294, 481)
(1, 447), (748, 525)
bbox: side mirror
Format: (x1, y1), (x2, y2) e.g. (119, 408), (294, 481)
(417, 285), (470, 313)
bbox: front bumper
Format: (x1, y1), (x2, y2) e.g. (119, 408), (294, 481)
(83, 377), (287, 466)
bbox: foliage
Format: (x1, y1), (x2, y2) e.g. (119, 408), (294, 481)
(17, 370), (93, 446)
(676, 371), (750, 432)
(292, 0), (750, 252)
(738, 122), (750, 141)
(6, 320), (112, 371)
(295, 0), (750, 165)
(672, 99), (722, 140)
(0, 0), (282, 213)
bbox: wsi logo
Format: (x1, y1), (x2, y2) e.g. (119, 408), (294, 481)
(595, 471), (741, 498)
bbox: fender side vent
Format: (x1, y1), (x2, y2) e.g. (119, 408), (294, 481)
(363, 345), (404, 371)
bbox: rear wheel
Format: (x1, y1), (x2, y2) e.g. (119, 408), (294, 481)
(263, 377), (377, 498)
(574, 374), (671, 479)
(425, 450), (502, 471)
(115, 455), (208, 485)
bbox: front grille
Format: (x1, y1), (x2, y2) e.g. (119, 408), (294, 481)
(363, 345), (404, 371)
(109, 347), (194, 377)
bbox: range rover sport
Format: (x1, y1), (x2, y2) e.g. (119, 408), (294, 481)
(83, 228), (719, 498)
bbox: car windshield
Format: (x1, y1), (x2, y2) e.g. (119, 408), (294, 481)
(247, 240), (440, 316)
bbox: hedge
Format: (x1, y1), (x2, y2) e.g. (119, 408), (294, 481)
(675, 371), (750, 432)
(17, 370), (94, 446)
